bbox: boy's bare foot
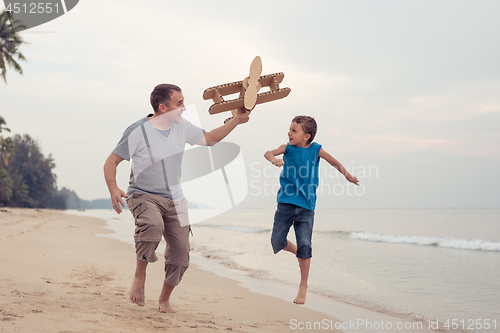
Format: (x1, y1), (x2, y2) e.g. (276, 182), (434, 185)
(293, 283), (307, 305)
(159, 299), (175, 313)
(129, 276), (146, 306)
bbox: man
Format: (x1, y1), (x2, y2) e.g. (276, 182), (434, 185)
(103, 83), (249, 313)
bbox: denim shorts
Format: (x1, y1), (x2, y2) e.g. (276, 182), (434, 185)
(271, 203), (314, 259)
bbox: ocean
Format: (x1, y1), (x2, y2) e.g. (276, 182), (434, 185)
(68, 208), (500, 333)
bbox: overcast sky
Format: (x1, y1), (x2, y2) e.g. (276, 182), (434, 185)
(1, 0), (499, 209)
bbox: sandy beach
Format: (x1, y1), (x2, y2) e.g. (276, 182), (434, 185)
(0, 208), (343, 332)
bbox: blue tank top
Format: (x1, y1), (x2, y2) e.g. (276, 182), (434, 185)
(277, 142), (322, 211)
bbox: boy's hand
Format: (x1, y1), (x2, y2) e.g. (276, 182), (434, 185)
(272, 159), (284, 167)
(347, 174), (359, 186)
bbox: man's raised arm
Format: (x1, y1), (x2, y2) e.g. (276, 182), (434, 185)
(197, 108), (250, 146)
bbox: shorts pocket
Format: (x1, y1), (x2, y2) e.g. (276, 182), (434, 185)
(131, 201), (147, 224)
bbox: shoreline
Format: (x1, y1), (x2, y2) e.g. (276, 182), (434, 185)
(0, 208), (343, 332)
(190, 247), (439, 333)
(74, 209), (438, 333)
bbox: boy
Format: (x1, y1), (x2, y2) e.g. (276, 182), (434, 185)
(264, 115), (359, 304)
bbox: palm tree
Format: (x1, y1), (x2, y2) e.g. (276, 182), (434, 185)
(0, 10), (27, 83)
(0, 116), (15, 167)
(0, 167), (13, 202)
(0, 115), (9, 133)
(0, 115), (14, 202)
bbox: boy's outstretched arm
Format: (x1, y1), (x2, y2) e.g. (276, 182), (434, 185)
(318, 148), (359, 185)
(264, 144), (286, 167)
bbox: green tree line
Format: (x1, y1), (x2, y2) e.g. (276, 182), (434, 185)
(0, 116), (112, 209)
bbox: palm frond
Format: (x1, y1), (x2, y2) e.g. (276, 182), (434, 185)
(17, 52), (26, 61)
(0, 9), (27, 83)
(3, 52), (22, 74)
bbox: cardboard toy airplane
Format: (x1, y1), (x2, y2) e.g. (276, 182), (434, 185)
(203, 56), (291, 123)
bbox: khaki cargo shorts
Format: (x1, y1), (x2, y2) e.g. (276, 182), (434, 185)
(127, 192), (190, 286)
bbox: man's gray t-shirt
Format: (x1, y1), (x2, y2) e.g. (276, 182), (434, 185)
(112, 116), (205, 200)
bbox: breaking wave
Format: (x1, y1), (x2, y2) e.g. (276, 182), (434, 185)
(195, 223), (500, 252)
(348, 231), (500, 252)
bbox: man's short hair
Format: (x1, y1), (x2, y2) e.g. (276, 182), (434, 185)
(292, 115), (317, 144)
(150, 84), (182, 113)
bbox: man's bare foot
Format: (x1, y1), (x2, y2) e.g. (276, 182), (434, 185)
(159, 299), (175, 313)
(129, 276), (145, 306)
(293, 283), (307, 305)
(158, 282), (176, 313)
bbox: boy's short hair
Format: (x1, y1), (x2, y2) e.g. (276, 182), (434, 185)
(293, 115), (317, 144)
(150, 84), (182, 113)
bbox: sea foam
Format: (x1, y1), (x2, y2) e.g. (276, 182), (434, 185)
(349, 232), (500, 252)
